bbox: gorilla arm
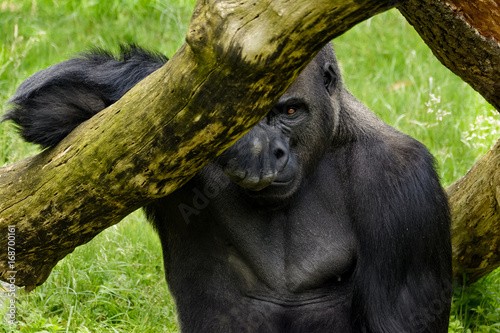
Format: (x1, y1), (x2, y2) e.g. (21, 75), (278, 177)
(347, 136), (452, 333)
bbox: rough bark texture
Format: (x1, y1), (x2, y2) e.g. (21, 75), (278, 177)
(447, 139), (500, 284)
(0, 0), (401, 290)
(400, 0), (500, 284)
(399, 0), (500, 111)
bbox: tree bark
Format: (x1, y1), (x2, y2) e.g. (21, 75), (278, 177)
(447, 139), (500, 284)
(399, 0), (500, 284)
(0, 0), (401, 290)
(399, 0), (500, 111)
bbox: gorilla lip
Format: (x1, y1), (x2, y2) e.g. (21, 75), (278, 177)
(271, 179), (293, 186)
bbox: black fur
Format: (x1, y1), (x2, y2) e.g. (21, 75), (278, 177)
(3, 44), (167, 147)
(3, 44), (452, 332)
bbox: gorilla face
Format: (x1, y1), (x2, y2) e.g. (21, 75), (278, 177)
(217, 46), (341, 201)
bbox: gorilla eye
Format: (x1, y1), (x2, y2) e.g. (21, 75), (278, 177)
(287, 108), (296, 115)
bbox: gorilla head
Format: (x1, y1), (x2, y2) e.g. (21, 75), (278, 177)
(217, 46), (342, 200)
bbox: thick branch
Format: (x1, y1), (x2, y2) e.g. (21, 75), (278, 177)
(447, 138), (500, 284)
(399, 0), (500, 111)
(0, 0), (401, 289)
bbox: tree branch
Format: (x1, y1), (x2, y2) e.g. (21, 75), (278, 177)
(446, 138), (500, 284)
(399, 0), (500, 111)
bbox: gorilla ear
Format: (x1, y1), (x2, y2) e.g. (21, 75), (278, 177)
(323, 63), (338, 94)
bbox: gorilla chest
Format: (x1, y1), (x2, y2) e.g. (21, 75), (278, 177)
(217, 191), (356, 295)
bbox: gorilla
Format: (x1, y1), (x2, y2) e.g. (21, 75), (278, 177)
(3, 44), (452, 332)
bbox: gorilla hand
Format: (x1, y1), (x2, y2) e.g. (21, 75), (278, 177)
(218, 125), (294, 192)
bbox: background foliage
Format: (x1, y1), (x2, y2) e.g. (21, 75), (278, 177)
(0, 0), (499, 331)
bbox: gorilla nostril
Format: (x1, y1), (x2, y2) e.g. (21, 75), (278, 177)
(275, 139), (289, 160)
(273, 140), (290, 172)
(274, 148), (285, 160)
(273, 140), (288, 159)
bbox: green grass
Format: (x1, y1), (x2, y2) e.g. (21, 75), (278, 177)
(2, 211), (177, 333)
(0, 0), (499, 332)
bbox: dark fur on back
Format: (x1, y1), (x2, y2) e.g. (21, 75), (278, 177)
(3, 44), (167, 148)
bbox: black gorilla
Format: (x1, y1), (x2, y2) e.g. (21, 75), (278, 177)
(4, 44), (452, 332)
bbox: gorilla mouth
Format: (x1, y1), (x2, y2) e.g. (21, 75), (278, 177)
(271, 179), (293, 186)
(237, 177), (292, 192)
(238, 169), (295, 192)
(243, 174), (300, 203)
(268, 165), (297, 188)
